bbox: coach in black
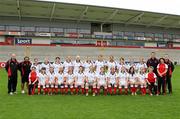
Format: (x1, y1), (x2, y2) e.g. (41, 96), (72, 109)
(164, 54), (174, 94)
(5, 53), (20, 95)
(146, 52), (159, 74)
(19, 56), (32, 94)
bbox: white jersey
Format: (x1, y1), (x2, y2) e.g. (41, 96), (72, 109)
(95, 60), (105, 74)
(41, 63), (50, 74)
(97, 73), (106, 84)
(116, 63), (128, 72)
(106, 72), (117, 84)
(73, 61), (82, 73)
(106, 61), (116, 72)
(136, 63), (147, 72)
(128, 73), (137, 83)
(86, 72), (96, 82)
(118, 72), (128, 82)
(75, 72), (85, 83)
(55, 72), (64, 84)
(47, 72), (56, 83)
(137, 73), (146, 83)
(31, 63), (41, 73)
(38, 73), (48, 85)
(83, 62), (92, 73)
(52, 62), (64, 74)
(63, 61), (73, 73)
(65, 73), (75, 83)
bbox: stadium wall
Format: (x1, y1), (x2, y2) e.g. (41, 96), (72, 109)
(0, 46), (180, 64)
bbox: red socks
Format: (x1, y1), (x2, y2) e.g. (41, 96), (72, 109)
(119, 88), (122, 94)
(104, 89), (107, 96)
(114, 87), (117, 94)
(108, 87), (112, 94)
(125, 88), (128, 94)
(81, 88), (84, 94)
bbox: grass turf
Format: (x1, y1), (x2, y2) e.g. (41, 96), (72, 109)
(0, 66), (180, 119)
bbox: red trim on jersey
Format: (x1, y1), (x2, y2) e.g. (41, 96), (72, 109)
(157, 63), (167, 76)
(147, 72), (156, 83)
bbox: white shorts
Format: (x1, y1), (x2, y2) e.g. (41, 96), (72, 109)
(109, 80), (116, 84)
(119, 81), (128, 87)
(129, 79), (136, 83)
(76, 81), (84, 86)
(39, 81), (45, 86)
(67, 80), (74, 84)
(49, 80), (55, 84)
(98, 81), (106, 86)
(88, 80), (95, 85)
(139, 80), (146, 84)
(58, 80), (64, 85)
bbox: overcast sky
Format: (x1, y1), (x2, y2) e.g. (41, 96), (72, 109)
(39, 0), (180, 15)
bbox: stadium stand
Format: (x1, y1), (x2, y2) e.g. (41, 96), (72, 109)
(0, 0), (180, 64)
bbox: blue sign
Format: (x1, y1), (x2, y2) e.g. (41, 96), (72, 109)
(15, 38), (32, 44)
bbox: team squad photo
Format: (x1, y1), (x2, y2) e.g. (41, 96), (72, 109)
(5, 52), (174, 97)
(0, 0), (180, 119)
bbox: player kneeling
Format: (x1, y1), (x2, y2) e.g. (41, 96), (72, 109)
(96, 67), (108, 96)
(74, 66), (85, 95)
(85, 65), (97, 96)
(38, 68), (48, 95)
(128, 66), (138, 96)
(136, 67), (147, 95)
(106, 67), (118, 95)
(146, 66), (158, 96)
(55, 67), (65, 94)
(28, 66), (38, 95)
(64, 67), (75, 95)
(117, 66), (128, 95)
(47, 66), (56, 95)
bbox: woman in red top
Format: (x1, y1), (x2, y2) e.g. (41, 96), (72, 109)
(28, 66), (38, 95)
(146, 66), (158, 96)
(157, 58), (168, 95)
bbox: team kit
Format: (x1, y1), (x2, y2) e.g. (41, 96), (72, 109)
(6, 54), (173, 96)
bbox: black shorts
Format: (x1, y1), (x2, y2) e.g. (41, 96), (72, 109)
(21, 75), (29, 84)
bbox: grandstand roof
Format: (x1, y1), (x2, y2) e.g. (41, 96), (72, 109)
(0, 0), (180, 29)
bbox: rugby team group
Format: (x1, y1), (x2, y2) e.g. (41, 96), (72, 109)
(5, 52), (174, 96)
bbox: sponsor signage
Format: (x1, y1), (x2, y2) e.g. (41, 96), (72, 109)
(15, 38), (32, 44)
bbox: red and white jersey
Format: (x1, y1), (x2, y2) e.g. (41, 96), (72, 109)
(136, 63), (147, 71)
(95, 60), (105, 73)
(96, 73), (106, 83)
(106, 72), (117, 83)
(75, 72), (85, 83)
(31, 63), (41, 73)
(127, 73), (137, 82)
(157, 63), (168, 76)
(38, 73), (48, 84)
(47, 72), (56, 82)
(86, 71), (96, 82)
(41, 63), (50, 74)
(137, 73), (146, 82)
(64, 73), (75, 82)
(146, 72), (157, 83)
(83, 62), (93, 73)
(55, 72), (64, 83)
(73, 61), (82, 73)
(52, 62), (64, 74)
(63, 61), (73, 73)
(106, 61), (116, 72)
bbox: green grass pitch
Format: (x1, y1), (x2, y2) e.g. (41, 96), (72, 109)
(0, 66), (180, 119)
